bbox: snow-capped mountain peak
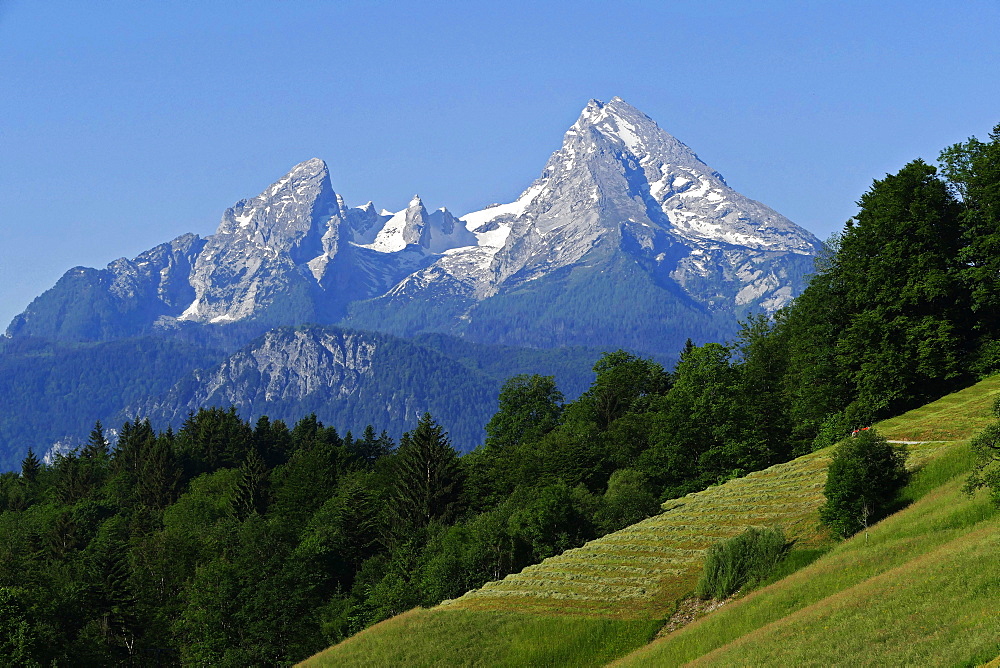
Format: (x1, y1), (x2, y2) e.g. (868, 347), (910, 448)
(360, 194), (477, 255)
(9, 97), (821, 355)
(389, 97), (820, 311)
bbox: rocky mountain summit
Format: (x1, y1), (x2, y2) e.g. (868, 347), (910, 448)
(7, 98), (820, 356)
(360, 97), (818, 315)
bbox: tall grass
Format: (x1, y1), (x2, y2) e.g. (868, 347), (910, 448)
(695, 527), (786, 600)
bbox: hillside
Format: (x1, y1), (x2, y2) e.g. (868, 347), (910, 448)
(0, 329), (604, 469)
(302, 374), (1000, 666)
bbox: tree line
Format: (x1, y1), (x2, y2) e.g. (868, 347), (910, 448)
(0, 123), (997, 664)
(0, 329), (803, 665)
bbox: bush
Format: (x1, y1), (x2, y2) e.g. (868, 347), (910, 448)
(812, 411), (852, 451)
(695, 527), (787, 600)
(964, 397), (1000, 505)
(595, 469), (661, 534)
(820, 429), (908, 538)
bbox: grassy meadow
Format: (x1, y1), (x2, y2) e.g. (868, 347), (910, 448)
(613, 442), (1000, 666)
(301, 374), (1000, 667)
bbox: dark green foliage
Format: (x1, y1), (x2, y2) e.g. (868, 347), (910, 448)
(136, 432), (183, 509)
(0, 336), (225, 471)
(820, 429), (909, 538)
(350, 425), (394, 469)
(252, 415), (293, 469)
(506, 482), (598, 562)
(833, 161), (968, 418)
(570, 349), (669, 430)
(695, 527), (788, 600)
(390, 414), (464, 535)
(81, 422), (110, 461)
(595, 469), (661, 533)
(485, 374), (564, 452)
(775, 162), (976, 445)
(175, 407), (253, 476)
(20, 448), (40, 483)
(269, 415), (348, 531)
(940, 124), (1000, 353)
(635, 340), (782, 498)
(0, 587), (41, 666)
(231, 447), (269, 519)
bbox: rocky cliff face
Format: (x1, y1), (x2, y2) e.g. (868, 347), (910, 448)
(150, 327), (378, 411)
(368, 97), (818, 314)
(7, 98), (819, 355)
(127, 325), (499, 450)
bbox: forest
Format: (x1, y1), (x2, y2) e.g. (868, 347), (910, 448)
(0, 125), (998, 665)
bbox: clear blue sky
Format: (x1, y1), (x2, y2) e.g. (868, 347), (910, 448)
(2, 0), (999, 327)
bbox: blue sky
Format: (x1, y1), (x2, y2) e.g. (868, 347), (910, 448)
(2, 0), (999, 327)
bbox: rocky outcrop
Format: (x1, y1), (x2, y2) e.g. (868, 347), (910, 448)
(127, 325), (499, 450)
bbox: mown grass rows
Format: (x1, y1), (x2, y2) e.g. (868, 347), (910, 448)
(454, 451), (836, 615)
(308, 376), (1000, 666)
(456, 438), (953, 617)
(613, 442), (1000, 667)
(875, 374), (1000, 441)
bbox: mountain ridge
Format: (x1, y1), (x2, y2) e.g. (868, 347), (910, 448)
(6, 98), (820, 357)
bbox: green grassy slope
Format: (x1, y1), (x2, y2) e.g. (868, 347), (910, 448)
(613, 441), (999, 666)
(301, 375), (1000, 667)
(448, 450), (834, 618)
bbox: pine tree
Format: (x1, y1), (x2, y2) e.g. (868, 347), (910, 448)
(81, 421), (110, 460)
(20, 448), (40, 483)
(390, 414), (463, 535)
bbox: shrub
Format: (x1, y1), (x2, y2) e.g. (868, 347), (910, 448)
(812, 411), (852, 451)
(695, 527), (787, 600)
(595, 469), (661, 534)
(964, 396), (1000, 505)
(820, 428), (908, 538)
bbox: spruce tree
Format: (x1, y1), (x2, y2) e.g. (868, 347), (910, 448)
(81, 421), (110, 460)
(232, 447), (269, 519)
(352, 425), (394, 468)
(390, 413), (463, 534)
(20, 448), (40, 483)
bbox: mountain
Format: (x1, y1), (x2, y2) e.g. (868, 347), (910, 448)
(346, 97), (819, 354)
(7, 98), (819, 357)
(0, 98), (821, 467)
(124, 325), (600, 452)
(0, 328), (604, 469)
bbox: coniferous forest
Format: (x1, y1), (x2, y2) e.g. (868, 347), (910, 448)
(0, 126), (998, 665)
